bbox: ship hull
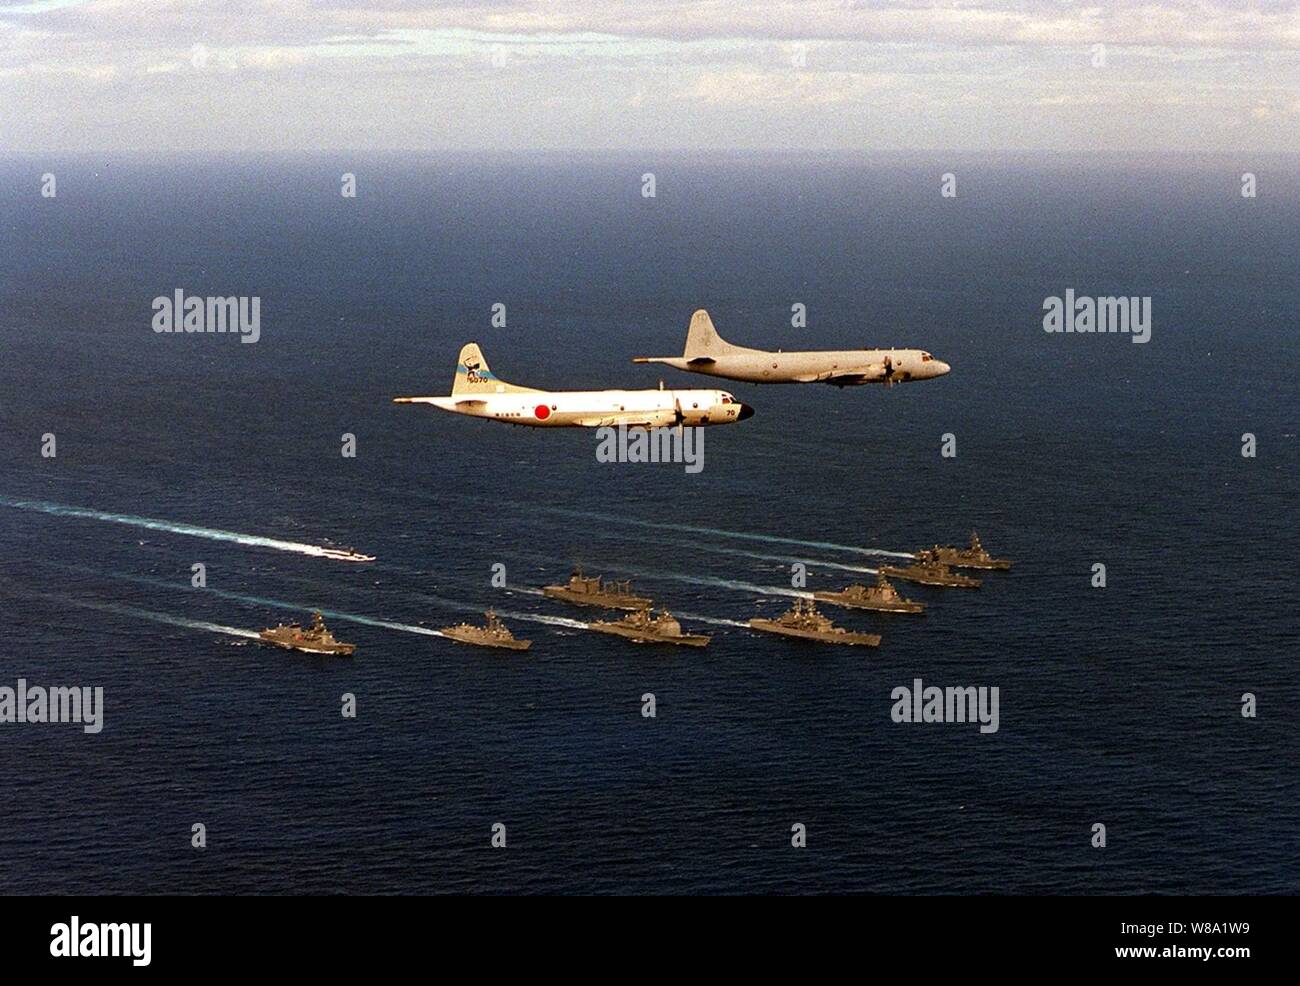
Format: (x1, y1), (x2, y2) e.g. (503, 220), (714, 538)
(588, 624), (709, 647)
(879, 566), (981, 589)
(812, 592), (925, 614)
(937, 556), (1011, 571)
(749, 620), (881, 646)
(258, 633), (355, 656)
(440, 629), (531, 651)
(542, 587), (653, 610)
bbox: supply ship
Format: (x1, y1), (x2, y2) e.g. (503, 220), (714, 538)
(542, 568), (652, 610)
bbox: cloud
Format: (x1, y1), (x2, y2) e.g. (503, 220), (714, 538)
(690, 68), (892, 106)
(1, 1), (1298, 151)
(8, 1), (1300, 49)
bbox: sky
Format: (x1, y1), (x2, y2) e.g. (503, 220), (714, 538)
(1, 0), (1298, 153)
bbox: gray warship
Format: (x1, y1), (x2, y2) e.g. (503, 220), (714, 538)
(259, 611), (356, 656)
(588, 607), (710, 647)
(928, 531), (1012, 570)
(879, 554), (982, 589)
(440, 609), (531, 651)
(542, 568), (652, 610)
(750, 598), (881, 646)
(813, 572), (925, 614)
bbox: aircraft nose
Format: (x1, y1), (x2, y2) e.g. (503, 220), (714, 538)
(737, 402), (756, 421)
(934, 360), (951, 377)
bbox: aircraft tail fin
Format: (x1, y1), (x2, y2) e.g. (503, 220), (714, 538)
(450, 342), (537, 395)
(683, 309), (741, 360)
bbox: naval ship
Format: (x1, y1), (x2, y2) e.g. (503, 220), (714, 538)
(542, 568), (652, 610)
(879, 554), (982, 588)
(927, 531), (1012, 570)
(319, 539), (377, 563)
(588, 607), (710, 647)
(750, 598), (881, 646)
(440, 609), (531, 651)
(259, 611), (356, 656)
(813, 572), (925, 614)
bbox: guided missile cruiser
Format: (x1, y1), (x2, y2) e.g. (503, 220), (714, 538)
(588, 608), (711, 648)
(634, 309), (951, 387)
(395, 343), (754, 428)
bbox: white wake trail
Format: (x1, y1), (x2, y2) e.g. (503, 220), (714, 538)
(0, 497), (375, 562)
(597, 563), (811, 601)
(518, 502), (915, 559)
(674, 611), (750, 628)
(24, 593), (262, 641)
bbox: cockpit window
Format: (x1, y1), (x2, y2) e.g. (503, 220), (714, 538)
(921, 352), (933, 362)
(721, 395), (734, 404)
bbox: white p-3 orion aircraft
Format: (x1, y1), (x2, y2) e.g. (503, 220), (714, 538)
(394, 343), (755, 429)
(634, 309), (951, 387)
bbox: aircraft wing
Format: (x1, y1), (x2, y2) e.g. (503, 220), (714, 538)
(820, 365), (889, 386)
(787, 368), (874, 383)
(573, 408), (678, 428)
(631, 356), (716, 367)
(573, 416), (659, 428)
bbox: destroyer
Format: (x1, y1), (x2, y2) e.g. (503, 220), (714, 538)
(542, 568), (652, 610)
(750, 598), (881, 646)
(440, 609), (531, 651)
(927, 531), (1011, 570)
(258, 611), (356, 656)
(879, 555), (981, 589)
(813, 572), (925, 614)
(588, 607), (710, 647)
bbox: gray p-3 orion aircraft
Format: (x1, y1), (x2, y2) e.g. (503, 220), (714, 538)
(634, 309), (951, 387)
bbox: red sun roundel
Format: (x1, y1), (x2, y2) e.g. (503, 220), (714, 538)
(534, 404), (551, 420)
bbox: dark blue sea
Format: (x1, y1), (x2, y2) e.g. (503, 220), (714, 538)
(0, 153), (1295, 894)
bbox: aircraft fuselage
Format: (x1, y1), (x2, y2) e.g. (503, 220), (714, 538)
(633, 310), (952, 386)
(397, 388), (752, 428)
(640, 348), (950, 386)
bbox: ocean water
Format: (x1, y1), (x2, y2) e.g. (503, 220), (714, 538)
(0, 153), (1295, 895)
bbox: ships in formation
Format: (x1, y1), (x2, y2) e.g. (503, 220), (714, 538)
(253, 532), (1009, 656)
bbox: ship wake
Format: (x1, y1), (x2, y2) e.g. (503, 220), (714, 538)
(516, 502), (914, 559)
(0, 496), (375, 562)
(0, 587), (262, 641)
